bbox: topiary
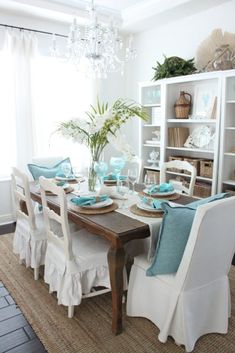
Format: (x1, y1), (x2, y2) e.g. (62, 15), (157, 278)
(152, 55), (197, 81)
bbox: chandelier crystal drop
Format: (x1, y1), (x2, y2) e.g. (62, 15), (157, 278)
(50, 0), (136, 78)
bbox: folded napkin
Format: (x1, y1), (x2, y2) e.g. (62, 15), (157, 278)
(99, 185), (127, 200)
(70, 195), (108, 207)
(141, 196), (163, 209)
(103, 173), (127, 181)
(148, 182), (174, 194)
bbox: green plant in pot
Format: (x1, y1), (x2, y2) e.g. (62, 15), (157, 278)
(152, 55), (197, 81)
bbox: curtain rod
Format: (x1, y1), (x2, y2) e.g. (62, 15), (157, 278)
(0, 23), (67, 38)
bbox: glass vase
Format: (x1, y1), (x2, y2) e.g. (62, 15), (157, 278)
(88, 158), (98, 192)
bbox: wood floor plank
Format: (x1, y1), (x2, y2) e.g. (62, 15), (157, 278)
(0, 328), (29, 353)
(4, 338), (47, 353)
(0, 305), (21, 322)
(5, 295), (15, 305)
(0, 298), (8, 310)
(23, 324), (36, 340)
(0, 314), (28, 337)
(0, 288), (8, 298)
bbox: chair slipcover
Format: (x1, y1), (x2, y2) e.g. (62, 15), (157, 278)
(13, 214), (47, 269)
(40, 176), (118, 316)
(11, 167), (47, 279)
(44, 229), (111, 306)
(127, 196), (235, 352)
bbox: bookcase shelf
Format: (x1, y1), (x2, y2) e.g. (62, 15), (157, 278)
(139, 70), (229, 194)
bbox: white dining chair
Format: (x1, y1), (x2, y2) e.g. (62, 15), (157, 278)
(11, 167), (47, 280)
(160, 160), (196, 196)
(39, 176), (112, 318)
(127, 196), (235, 352)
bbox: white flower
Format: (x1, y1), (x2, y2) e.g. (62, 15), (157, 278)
(90, 109), (114, 134)
(107, 131), (136, 161)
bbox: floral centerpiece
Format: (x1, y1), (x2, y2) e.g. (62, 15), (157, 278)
(57, 98), (148, 190)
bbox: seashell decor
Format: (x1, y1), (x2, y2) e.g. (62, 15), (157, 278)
(195, 28), (235, 72)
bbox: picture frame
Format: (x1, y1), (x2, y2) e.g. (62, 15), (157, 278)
(192, 83), (217, 119)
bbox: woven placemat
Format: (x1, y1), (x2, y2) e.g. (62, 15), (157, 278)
(130, 204), (163, 218)
(69, 201), (118, 214)
(140, 191), (180, 201)
(45, 186), (74, 196)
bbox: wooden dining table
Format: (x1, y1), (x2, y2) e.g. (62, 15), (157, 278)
(30, 184), (194, 335)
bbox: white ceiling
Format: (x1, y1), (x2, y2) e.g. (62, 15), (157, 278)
(0, 0), (232, 33)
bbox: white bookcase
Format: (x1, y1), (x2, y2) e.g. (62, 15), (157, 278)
(218, 72), (235, 193)
(139, 82), (164, 178)
(139, 71), (225, 197)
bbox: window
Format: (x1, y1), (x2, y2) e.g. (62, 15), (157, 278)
(32, 56), (92, 172)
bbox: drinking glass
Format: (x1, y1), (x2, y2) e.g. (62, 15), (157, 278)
(144, 174), (156, 197)
(117, 180), (129, 209)
(94, 161), (108, 184)
(110, 157), (126, 180)
(127, 168), (138, 193)
(61, 162), (72, 178)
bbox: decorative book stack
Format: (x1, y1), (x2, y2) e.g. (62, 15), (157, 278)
(168, 127), (189, 147)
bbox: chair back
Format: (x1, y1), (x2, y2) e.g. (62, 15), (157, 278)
(39, 176), (73, 261)
(176, 196), (235, 291)
(11, 167), (36, 231)
(160, 160), (196, 196)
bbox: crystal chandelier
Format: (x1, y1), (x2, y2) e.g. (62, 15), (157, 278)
(50, 0), (136, 78)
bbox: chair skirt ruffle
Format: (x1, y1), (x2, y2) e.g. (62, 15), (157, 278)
(44, 253), (110, 307)
(13, 220), (47, 269)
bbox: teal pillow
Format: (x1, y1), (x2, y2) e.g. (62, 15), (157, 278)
(146, 203), (196, 276)
(28, 157), (72, 180)
(188, 192), (229, 209)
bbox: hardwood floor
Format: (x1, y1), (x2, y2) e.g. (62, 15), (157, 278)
(0, 224), (47, 353)
(0, 281), (47, 353)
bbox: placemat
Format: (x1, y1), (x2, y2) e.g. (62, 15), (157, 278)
(140, 191), (180, 201)
(130, 204), (163, 218)
(45, 186), (74, 196)
(69, 201), (118, 214)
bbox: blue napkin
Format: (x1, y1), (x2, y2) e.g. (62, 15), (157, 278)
(103, 173), (127, 181)
(141, 196), (162, 209)
(148, 183), (174, 194)
(70, 195), (108, 207)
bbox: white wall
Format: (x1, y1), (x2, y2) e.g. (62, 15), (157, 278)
(125, 0), (235, 150)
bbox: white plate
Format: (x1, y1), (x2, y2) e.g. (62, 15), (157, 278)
(55, 176), (77, 181)
(143, 188), (175, 196)
(81, 198), (113, 209)
(137, 202), (162, 212)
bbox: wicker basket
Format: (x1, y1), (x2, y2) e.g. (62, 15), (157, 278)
(146, 170), (160, 184)
(200, 160), (213, 178)
(183, 157), (201, 175)
(168, 156), (184, 173)
(193, 182), (211, 198)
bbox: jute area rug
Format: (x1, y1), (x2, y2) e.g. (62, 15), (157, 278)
(0, 234), (235, 353)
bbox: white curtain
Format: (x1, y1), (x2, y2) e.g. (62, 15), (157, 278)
(10, 30), (38, 172)
(0, 30), (38, 176)
(0, 28), (95, 177)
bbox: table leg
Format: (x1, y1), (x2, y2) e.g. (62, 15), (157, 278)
(108, 245), (125, 335)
